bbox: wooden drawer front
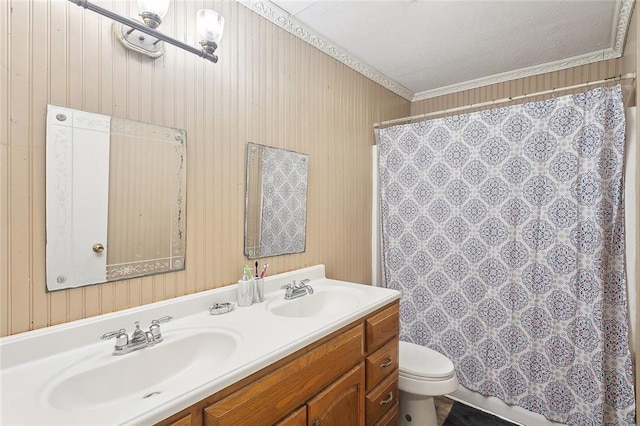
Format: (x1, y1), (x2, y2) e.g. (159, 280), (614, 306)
(275, 406), (307, 426)
(365, 338), (398, 391)
(365, 303), (399, 353)
(365, 371), (398, 426)
(373, 402), (398, 426)
(204, 325), (364, 426)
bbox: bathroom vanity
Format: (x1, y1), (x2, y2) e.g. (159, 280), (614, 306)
(0, 265), (400, 425)
(161, 300), (399, 426)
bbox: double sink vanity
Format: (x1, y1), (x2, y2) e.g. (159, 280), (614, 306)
(0, 265), (400, 425)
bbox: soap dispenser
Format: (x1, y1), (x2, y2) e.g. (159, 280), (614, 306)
(237, 266), (255, 307)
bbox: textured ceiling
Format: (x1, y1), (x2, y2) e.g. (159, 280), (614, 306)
(245, 0), (635, 101)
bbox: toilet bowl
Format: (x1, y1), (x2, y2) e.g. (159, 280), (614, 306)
(398, 341), (458, 426)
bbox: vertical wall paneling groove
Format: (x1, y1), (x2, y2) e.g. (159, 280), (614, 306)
(28, 0), (37, 330)
(0, 0), (10, 337)
(9, 0), (31, 334)
(1, 0), (409, 336)
(32, 0), (49, 331)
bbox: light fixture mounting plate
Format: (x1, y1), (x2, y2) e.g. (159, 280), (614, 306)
(113, 22), (165, 59)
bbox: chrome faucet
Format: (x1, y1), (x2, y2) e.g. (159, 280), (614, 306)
(101, 316), (172, 356)
(281, 279), (314, 300)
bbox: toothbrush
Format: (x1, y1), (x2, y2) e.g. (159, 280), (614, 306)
(260, 263), (269, 279)
(255, 261), (259, 278)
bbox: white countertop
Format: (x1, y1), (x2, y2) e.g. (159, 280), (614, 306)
(0, 265), (400, 425)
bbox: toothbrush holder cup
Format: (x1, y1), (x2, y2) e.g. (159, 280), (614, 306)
(253, 278), (264, 303)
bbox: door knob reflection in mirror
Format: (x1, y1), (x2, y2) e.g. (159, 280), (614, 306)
(92, 243), (105, 253)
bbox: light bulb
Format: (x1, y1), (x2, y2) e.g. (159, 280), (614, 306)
(197, 9), (224, 44)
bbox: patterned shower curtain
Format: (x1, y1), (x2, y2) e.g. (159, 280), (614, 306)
(377, 85), (635, 425)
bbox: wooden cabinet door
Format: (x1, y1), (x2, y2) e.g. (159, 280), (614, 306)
(306, 364), (365, 426)
(277, 406), (307, 426)
(166, 413), (192, 426)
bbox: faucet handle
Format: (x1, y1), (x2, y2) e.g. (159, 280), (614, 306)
(299, 279), (311, 286)
(149, 316), (173, 343)
(281, 282), (294, 290)
(101, 328), (127, 340)
(151, 315), (173, 325)
(101, 328), (128, 350)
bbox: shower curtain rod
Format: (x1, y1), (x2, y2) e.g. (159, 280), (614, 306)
(373, 72), (636, 129)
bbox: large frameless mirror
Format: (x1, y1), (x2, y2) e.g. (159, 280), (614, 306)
(244, 142), (308, 259)
(46, 105), (187, 291)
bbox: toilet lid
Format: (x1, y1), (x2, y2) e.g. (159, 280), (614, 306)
(399, 341), (455, 380)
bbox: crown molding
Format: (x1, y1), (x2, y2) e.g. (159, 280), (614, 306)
(239, 0), (635, 103)
(613, 0), (635, 53)
(237, 0), (414, 100)
(411, 48), (622, 102)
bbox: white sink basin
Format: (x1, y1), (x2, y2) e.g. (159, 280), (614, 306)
(267, 284), (367, 318)
(45, 328), (240, 410)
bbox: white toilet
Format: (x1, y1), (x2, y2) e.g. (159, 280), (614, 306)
(398, 341), (459, 426)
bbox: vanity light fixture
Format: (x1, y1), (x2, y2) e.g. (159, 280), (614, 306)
(68, 0), (224, 63)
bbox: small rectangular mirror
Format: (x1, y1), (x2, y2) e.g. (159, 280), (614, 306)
(244, 142), (308, 259)
(46, 105), (187, 291)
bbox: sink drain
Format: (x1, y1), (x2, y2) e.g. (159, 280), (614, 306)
(142, 391), (162, 399)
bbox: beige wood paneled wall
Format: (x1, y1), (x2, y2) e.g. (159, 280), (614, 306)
(0, 0), (410, 337)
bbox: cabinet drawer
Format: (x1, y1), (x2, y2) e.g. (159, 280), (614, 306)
(366, 338), (398, 391)
(373, 402), (398, 426)
(365, 371), (398, 425)
(365, 303), (399, 353)
(204, 325), (363, 426)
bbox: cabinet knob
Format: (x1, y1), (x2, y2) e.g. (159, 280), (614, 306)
(313, 420), (321, 426)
